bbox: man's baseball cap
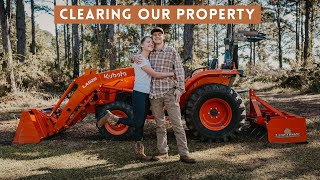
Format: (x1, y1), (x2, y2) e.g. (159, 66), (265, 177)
(151, 27), (164, 34)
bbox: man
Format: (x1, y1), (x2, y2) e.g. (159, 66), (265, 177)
(136, 27), (196, 164)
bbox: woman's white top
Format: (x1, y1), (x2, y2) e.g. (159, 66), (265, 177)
(133, 57), (151, 94)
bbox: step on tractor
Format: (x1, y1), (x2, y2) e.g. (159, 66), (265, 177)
(13, 29), (307, 145)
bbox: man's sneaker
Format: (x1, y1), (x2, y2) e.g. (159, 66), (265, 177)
(152, 153), (169, 161)
(180, 155), (196, 164)
(97, 110), (119, 127)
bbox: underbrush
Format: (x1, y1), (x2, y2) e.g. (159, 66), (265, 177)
(0, 54), (73, 97)
(0, 90), (60, 112)
(235, 62), (320, 93)
(280, 64), (320, 93)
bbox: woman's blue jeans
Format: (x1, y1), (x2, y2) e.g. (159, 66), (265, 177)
(118, 90), (150, 141)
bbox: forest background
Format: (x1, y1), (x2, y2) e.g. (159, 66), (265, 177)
(0, 0), (319, 95)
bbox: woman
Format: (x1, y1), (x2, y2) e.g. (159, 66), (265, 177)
(97, 36), (175, 161)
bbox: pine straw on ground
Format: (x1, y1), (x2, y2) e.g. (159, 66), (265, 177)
(0, 90), (319, 180)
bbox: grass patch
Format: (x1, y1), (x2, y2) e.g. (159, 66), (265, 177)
(0, 89), (319, 179)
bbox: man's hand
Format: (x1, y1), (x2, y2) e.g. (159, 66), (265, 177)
(134, 54), (144, 64)
(174, 89), (182, 103)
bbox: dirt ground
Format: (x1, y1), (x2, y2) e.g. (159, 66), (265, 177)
(0, 90), (319, 179)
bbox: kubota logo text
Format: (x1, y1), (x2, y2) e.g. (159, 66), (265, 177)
(104, 71), (127, 79)
(275, 128), (300, 138)
(82, 77), (97, 89)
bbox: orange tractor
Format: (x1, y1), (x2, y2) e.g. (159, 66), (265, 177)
(13, 30), (307, 144)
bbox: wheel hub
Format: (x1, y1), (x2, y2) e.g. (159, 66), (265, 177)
(209, 109), (218, 117)
(199, 98), (232, 131)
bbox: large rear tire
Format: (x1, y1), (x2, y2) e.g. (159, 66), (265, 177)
(185, 84), (246, 142)
(95, 101), (134, 140)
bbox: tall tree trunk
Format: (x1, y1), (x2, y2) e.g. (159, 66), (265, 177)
(79, 0), (84, 63)
(207, 24), (209, 65)
(309, 1), (315, 63)
(303, 0), (311, 66)
(183, 0), (194, 62)
(16, 0), (26, 62)
(215, 25), (218, 59)
(54, 0), (60, 68)
(66, 0), (71, 65)
(300, 2), (304, 62)
(196, 25), (199, 52)
(249, 42), (252, 66)
(64, 25), (67, 61)
(183, 24), (194, 61)
(72, 0), (79, 78)
(253, 42), (256, 65)
(6, 0), (11, 34)
(31, 0), (36, 54)
(177, 24), (180, 47)
(107, 0), (117, 69)
(140, 0), (144, 38)
(117, 24), (121, 63)
(276, 2), (282, 69)
(295, 0), (300, 63)
(67, 24), (71, 65)
(0, 0), (16, 92)
(99, 0), (107, 69)
(81, 24), (84, 62)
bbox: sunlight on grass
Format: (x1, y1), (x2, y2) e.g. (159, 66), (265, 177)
(0, 151), (108, 179)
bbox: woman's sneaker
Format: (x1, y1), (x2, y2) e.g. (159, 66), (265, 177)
(97, 110), (119, 127)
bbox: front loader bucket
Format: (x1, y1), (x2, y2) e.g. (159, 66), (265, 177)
(13, 110), (48, 144)
(247, 89), (307, 143)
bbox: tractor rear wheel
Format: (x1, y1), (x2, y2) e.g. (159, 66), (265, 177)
(95, 101), (134, 140)
(185, 84), (246, 142)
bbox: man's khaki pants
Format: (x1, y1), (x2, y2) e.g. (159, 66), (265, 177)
(150, 89), (189, 156)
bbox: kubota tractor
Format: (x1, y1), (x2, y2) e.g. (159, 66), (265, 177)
(13, 30), (307, 144)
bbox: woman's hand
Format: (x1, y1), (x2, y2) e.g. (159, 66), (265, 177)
(134, 54), (144, 64)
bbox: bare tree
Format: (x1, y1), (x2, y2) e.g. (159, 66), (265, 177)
(303, 0), (311, 66)
(183, 0), (194, 61)
(276, 1), (283, 68)
(66, 0), (71, 65)
(99, 0), (107, 69)
(54, 0), (60, 68)
(16, 0), (26, 62)
(31, 0), (36, 54)
(107, 0), (117, 69)
(0, 0), (16, 92)
(6, 0), (12, 34)
(140, 0), (144, 38)
(295, 0), (300, 62)
(64, 24), (67, 60)
(72, 0), (79, 78)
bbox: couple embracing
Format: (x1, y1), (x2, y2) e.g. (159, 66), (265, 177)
(97, 27), (196, 164)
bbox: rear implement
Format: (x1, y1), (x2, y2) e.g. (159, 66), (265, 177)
(245, 89), (307, 143)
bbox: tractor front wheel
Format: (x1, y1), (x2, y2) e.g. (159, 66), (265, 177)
(185, 84), (246, 142)
(95, 101), (134, 140)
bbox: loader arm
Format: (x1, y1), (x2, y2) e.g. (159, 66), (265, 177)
(13, 68), (135, 144)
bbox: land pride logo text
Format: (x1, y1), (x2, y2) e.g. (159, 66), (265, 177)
(275, 128), (300, 138)
(104, 71), (127, 79)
